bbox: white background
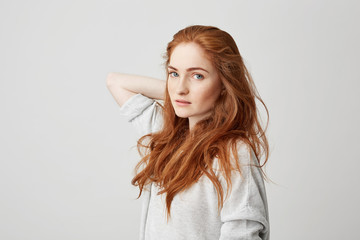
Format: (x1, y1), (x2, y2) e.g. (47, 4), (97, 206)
(1, 0), (359, 239)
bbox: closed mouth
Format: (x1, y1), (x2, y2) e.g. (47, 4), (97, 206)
(176, 99), (191, 104)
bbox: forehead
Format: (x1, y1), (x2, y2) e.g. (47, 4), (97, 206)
(169, 42), (214, 70)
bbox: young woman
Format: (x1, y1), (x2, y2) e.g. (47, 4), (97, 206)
(107, 25), (270, 240)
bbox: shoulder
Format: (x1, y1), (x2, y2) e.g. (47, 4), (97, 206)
(119, 93), (163, 121)
(119, 93), (164, 135)
(217, 139), (267, 197)
(212, 139), (254, 174)
(228, 139), (256, 167)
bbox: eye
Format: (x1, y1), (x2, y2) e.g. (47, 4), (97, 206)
(194, 74), (204, 80)
(169, 72), (179, 78)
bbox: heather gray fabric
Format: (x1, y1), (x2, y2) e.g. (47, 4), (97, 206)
(119, 93), (270, 240)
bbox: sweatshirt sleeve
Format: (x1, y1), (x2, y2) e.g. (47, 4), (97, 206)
(118, 93), (164, 136)
(218, 143), (270, 240)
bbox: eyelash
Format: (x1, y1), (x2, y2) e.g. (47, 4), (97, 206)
(168, 71), (204, 80)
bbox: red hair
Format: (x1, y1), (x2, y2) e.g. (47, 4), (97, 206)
(131, 25), (270, 221)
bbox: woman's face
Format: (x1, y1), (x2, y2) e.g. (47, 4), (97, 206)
(167, 42), (223, 130)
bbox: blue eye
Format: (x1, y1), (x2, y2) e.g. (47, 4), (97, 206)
(194, 74), (204, 80)
(169, 72), (179, 77)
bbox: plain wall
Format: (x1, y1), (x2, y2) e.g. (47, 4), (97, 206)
(1, 0), (359, 239)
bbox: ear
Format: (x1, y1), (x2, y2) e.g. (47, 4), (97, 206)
(220, 87), (226, 96)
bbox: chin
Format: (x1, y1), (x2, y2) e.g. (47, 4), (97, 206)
(174, 110), (190, 118)
(174, 113), (189, 118)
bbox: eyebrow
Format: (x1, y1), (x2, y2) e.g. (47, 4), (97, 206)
(167, 65), (209, 73)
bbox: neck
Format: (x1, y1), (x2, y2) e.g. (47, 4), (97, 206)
(188, 113), (212, 133)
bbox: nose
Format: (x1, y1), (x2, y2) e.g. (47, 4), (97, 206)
(176, 77), (189, 95)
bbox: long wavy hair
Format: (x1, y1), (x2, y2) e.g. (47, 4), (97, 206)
(131, 25), (270, 221)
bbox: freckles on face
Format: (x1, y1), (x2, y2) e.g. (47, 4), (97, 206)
(167, 42), (222, 124)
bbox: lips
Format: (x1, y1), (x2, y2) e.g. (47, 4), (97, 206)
(175, 99), (191, 104)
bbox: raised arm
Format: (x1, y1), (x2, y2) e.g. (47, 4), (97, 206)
(106, 72), (166, 107)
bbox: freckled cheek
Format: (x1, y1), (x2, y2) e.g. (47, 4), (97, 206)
(194, 89), (219, 107)
(167, 82), (175, 99)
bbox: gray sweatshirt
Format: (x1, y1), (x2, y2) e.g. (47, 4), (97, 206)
(119, 93), (270, 240)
